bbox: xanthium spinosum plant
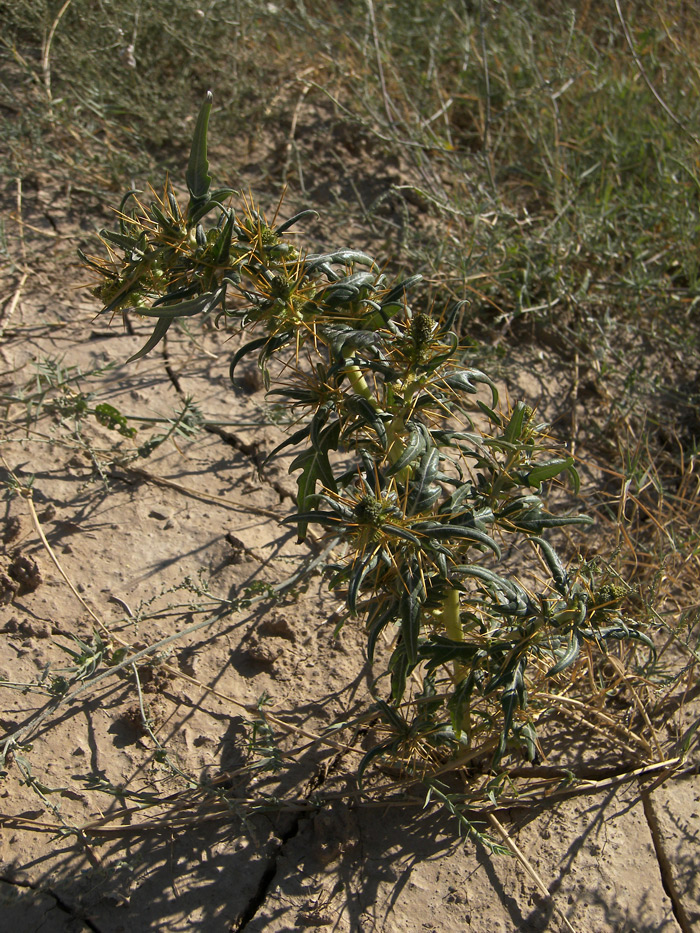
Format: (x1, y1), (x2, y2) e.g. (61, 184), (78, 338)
(84, 93), (653, 778)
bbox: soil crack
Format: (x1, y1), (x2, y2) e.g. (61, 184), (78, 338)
(232, 751), (347, 931)
(161, 340), (266, 470)
(231, 813), (304, 932)
(641, 786), (694, 933)
(0, 874), (105, 933)
(203, 422), (264, 470)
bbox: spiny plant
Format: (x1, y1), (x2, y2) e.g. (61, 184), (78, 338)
(83, 93), (653, 782)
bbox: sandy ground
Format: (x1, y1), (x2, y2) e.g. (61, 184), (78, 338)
(0, 179), (698, 933)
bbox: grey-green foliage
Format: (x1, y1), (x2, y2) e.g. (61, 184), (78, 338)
(84, 94), (654, 777)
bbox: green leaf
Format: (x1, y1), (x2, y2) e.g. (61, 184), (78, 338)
(323, 272), (376, 305)
(348, 551), (379, 612)
(382, 523), (422, 546)
(94, 403), (136, 438)
(262, 424), (312, 468)
(454, 566), (532, 613)
(514, 722), (539, 762)
(357, 737), (398, 788)
(289, 420), (340, 539)
(126, 316), (172, 363)
(367, 600), (399, 661)
(526, 458), (575, 489)
(309, 405), (331, 452)
(567, 463), (582, 495)
(407, 447), (441, 514)
(442, 369), (498, 407)
(385, 422), (426, 476)
(118, 188), (141, 226)
(229, 336), (274, 386)
(101, 229), (143, 252)
(531, 536), (568, 596)
(281, 511), (344, 528)
(209, 210), (235, 265)
(188, 192), (237, 225)
(257, 333), (293, 390)
(512, 514), (593, 532)
(274, 209), (319, 234)
(503, 401), (532, 443)
(547, 630), (582, 676)
(209, 186), (238, 203)
(419, 636), (483, 671)
(78, 248), (117, 278)
(438, 480), (475, 515)
(375, 698), (410, 734)
(496, 494), (543, 518)
(390, 643), (410, 702)
(186, 91), (213, 210)
(418, 331), (458, 374)
(492, 659), (527, 768)
(343, 395), (388, 447)
(399, 571), (422, 666)
(267, 388), (319, 404)
(305, 248), (377, 275)
(413, 521), (502, 558)
(139, 288), (224, 319)
(476, 399), (502, 425)
(580, 624), (655, 651)
(149, 201), (179, 235)
(380, 274), (423, 307)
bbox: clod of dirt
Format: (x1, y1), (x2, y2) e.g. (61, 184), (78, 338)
(138, 663), (172, 694)
(2, 515), (22, 546)
(115, 704), (148, 738)
(178, 647), (198, 676)
(0, 571), (18, 605)
(38, 503), (57, 522)
(258, 613), (296, 641)
(7, 553), (43, 595)
(310, 803), (358, 867)
(245, 635), (283, 665)
(232, 364), (263, 393)
(17, 618), (52, 639)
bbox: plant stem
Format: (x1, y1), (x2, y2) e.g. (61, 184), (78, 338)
(345, 362), (379, 409)
(346, 359), (412, 483)
(444, 587), (462, 642)
(386, 377), (421, 478)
